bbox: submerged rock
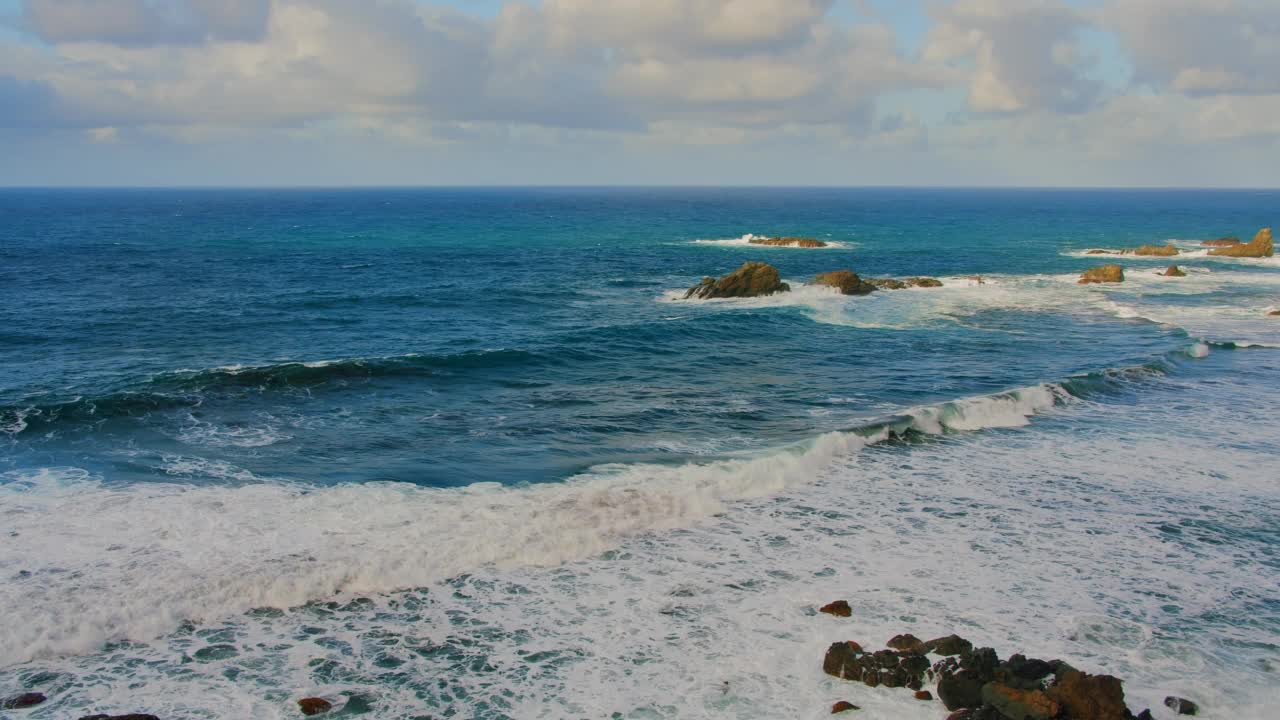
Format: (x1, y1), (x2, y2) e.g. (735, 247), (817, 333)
(1079, 265), (1124, 284)
(1161, 265), (1186, 277)
(684, 262), (790, 299)
(1129, 244), (1179, 257)
(78, 715), (161, 720)
(3, 693), (47, 709)
(831, 700), (860, 713)
(866, 277), (945, 290)
(814, 271), (877, 296)
(1086, 249), (1112, 254)
(749, 236), (827, 248)
(297, 698), (333, 716)
(868, 278), (907, 290)
(1164, 696), (1199, 715)
(1209, 227), (1273, 257)
(1202, 236), (1241, 247)
(907, 277), (944, 288)
(819, 600), (853, 617)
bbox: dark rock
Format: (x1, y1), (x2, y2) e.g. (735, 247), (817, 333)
(1164, 696), (1198, 715)
(1046, 670), (1127, 720)
(887, 633), (926, 655)
(823, 641), (866, 680)
(1134, 710), (1155, 720)
(937, 670), (986, 711)
(982, 682), (1060, 720)
(1270, 310), (1280, 316)
(3, 693), (47, 709)
(831, 700), (859, 713)
(997, 654), (1055, 689)
(819, 600), (853, 617)
(814, 271), (877, 296)
(914, 690), (933, 701)
(1202, 237), (1241, 247)
(1079, 265), (1124, 284)
(1162, 265), (1186, 277)
(925, 634), (973, 656)
(298, 698), (334, 716)
(1209, 227), (1272, 257)
(685, 262), (790, 299)
(749, 236), (827, 248)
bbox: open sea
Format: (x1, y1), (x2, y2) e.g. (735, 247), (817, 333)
(1, 188), (1277, 718)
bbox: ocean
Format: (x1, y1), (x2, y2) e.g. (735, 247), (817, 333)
(0, 188), (1276, 718)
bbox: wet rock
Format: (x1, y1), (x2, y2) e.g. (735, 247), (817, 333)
(886, 633), (926, 655)
(749, 236), (827, 248)
(1129, 244), (1179, 257)
(814, 271), (877, 296)
(996, 654), (1056, 690)
(1086, 249), (1113, 254)
(78, 715), (161, 720)
(1079, 265), (1124, 284)
(819, 600), (853, 617)
(982, 682), (1060, 720)
(823, 641), (866, 680)
(914, 690), (933, 701)
(1209, 227), (1273, 257)
(1046, 670), (1127, 720)
(1134, 710), (1155, 720)
(906, 277), (944, 288)
(3, 693), (47, 709)
(1162, 265), (1186, 277)
(831, 700), (860, 713)
(1270, 310), (1280, 316)
(1202, 236), (1241, 247)
(925, 634), (973, 656)
(934, 648), (1000, 711)
(1164, 696), (1198, 715)
(298, 697), (334, 716)
(868, 278), (908, 290)
(684, 262), (790, 299)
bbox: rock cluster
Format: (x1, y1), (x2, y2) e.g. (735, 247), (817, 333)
(685, 262), (790, 299)
(868, 277), (944, 290)
(749, 236), (828, 248)
(815, 271), (877, 296)
(1078, 265), (1124, 284)
(822, 633), (1175, 720)
(1202, 236), (1240, 247)
(1208, 227), (1272, 257)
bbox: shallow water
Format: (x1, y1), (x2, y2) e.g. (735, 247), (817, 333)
(1, 188), (1277, 718)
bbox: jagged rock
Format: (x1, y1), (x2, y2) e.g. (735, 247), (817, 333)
(887, 634), (926, 655)
(906, 277), (944, 288)
(814, 271), (877, 296)
(684, 262), (790, 299)
(1209, 227), (1272, 257)
(1079, 265), (1124, 284)
(1164, 696), (1198, 715)
(868, 278), (908, 290)
(831, 701), (860, 713)
(3, 693), (47, 709)
(925, 635), (973, 656)
(1046, 670), (1127, 720)
(1129, 244), (1179, 257)
(749, 236), (827, 248)
(1161, 265), (1186, 277)
(914, 690), (933, 701)
(298, 698), (334, 716)
(982, 683), (1060, 720)
(819, 600), (853, 617)
(1202, 236), (1241, 247)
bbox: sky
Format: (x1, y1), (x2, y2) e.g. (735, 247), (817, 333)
(0, 0), (1278, 187)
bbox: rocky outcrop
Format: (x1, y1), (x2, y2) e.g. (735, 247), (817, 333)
(867, 277), (944, 290)
(1129, 244), (1179, 257)
(685, 262), (790, 299)
(3, 693), (47, 709)
(1209, 227), (1272, 257)
(749, 236), (828, 248)
(1047, 670), (1128, 720)
(869, 278), (907, 290)
(820, 600), (853, 617)
(1162, 265), (1186, 277)
(1079, 265), (1124, 284)
(1202, 237), (1241, 247)
(298, 698), (333, 716)
(814, 271), (877, 296)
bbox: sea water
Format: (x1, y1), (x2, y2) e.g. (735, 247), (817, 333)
(0, 188), (1277, 718)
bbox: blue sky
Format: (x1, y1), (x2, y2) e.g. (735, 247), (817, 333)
(1, 0), (1278, 186)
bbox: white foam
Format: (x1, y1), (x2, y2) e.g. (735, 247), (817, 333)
(0, 384), (1067, 667)
(1065, 247), (1280, 267)
(689, 233), (850, 249)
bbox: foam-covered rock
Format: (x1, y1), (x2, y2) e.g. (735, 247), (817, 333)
(684, 262), (790, 299)
(1202, 236), (1241, 247)
(820, 600), (853, 617)
(1161, 265), (1186, 277)
(1209, 227), (1272, 257)
(814, 271), (877, 296)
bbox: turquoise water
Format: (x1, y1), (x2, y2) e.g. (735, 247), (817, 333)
(0, 189), (1277, 718)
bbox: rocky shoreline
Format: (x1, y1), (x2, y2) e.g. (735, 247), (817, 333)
(685, 262), (947, 299)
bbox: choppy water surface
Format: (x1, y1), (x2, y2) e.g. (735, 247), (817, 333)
(1, 189), (1277, 718)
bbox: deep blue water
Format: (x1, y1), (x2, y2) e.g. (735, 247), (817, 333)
(0, 188), (1277, 719)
